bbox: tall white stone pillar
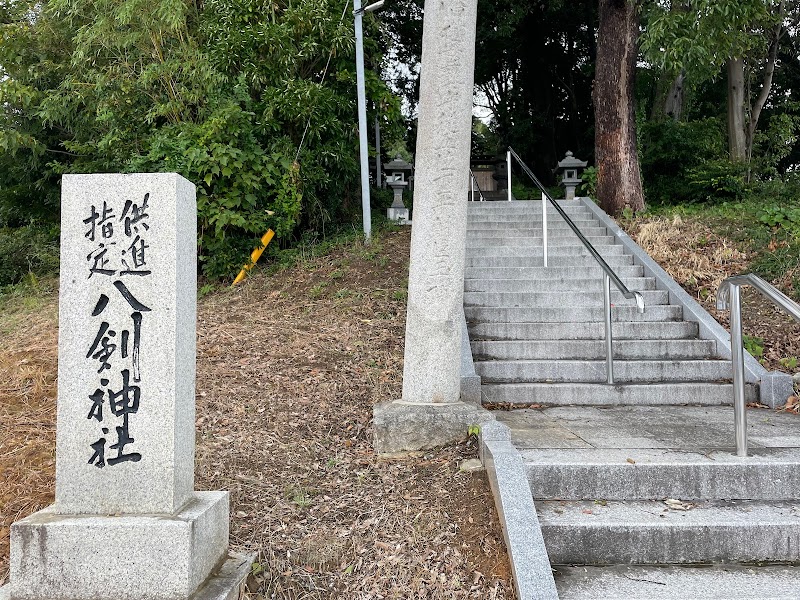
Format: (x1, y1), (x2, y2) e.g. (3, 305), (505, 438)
(373, 0), (494, 454)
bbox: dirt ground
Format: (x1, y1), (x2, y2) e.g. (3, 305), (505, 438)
(3, 215), (799, 595)
(0, 229), (514, 598)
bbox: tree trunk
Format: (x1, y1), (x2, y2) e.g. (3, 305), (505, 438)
(664, 71), (686, 121)
(746, 0), (784, 168)
(727, 58), (747, 162)
(594, 0), (644, 216)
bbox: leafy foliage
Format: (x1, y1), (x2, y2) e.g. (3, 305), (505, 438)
(0, 0), (401, 278)
(640, 0), (778, 82)
(0, 224), (60, 286)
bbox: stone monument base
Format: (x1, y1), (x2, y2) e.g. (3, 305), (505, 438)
(387, 207), (410, 224)
(2, 492), (243, 600)
(373, 400), (495, 455)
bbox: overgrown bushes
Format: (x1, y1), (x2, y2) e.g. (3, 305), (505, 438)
(0, 0), (403, 280)
(0, 224), (60, 286)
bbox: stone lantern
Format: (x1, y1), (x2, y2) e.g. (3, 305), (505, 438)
(557, 151), (588, 200)
(386, 179), (410, 224)
(383, 155), (414, 190)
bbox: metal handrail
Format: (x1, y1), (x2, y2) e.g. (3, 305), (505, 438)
(469, 169), (486, 202)
(507, 146), (645, 383)
(717, 274), (800, 457)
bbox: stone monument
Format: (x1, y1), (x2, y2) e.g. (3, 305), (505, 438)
(373, 0), (494, 454)
(0, 174), (250, 600)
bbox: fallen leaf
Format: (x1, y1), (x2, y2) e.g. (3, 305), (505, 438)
(664, 498), (694, 511)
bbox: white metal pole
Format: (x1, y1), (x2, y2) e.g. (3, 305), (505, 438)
(470, 173), (474, 203)
(604, 273), (614, 384)
(507, 150), (512, 202)
(730, 284), (748, 456)
(542, 191), (548, 267)
(355, 0), (372, 241)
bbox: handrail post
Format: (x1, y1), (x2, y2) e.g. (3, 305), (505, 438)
(541, 191), (548, 267)
(604, 273), (614, 384)
(470, 172), (474, 203)
(507, 150), (512, 202)
(729, 283), (748, 457)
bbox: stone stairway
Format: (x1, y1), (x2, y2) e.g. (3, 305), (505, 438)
(466, 200), (800, 599)
(466, 200), (756, 406)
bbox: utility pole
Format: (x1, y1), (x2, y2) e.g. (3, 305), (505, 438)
(375, 113), (382, 189)
(354, 0), (384, 241)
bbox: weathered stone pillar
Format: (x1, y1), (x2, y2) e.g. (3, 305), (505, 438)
(402, 0), (476, 403)
(373, 0), (494, 454)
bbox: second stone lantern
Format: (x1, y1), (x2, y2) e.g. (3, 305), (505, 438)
(557, 151), (588, 200)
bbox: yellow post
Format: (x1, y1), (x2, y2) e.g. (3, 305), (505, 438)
(231, 229), (275, 286)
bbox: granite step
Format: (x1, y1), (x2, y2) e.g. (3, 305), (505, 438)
(481, 382), (750, 406)
(466, 244), (632, 258)
(554, 564), (800, 599)
(465, 250), (631, 262)
(522, 447), (800, 501)
(466, 215), (594, 225)
(467, 220), (600, 231)
(468, 321), (699, 341)
(465, 264), (643, 280)
(467, 235), (615, 247)
(471, 339), (716, 361)
(463, 289), (669, 308)
(538, 499), (800, 564)
(464, 276), (656, 292)
(476, 359), (733, 383)
(465, 255), (636, 267)
(465, 305), (683, 323)
(467, 226), (609, 238)
(468, 203), (588, 213)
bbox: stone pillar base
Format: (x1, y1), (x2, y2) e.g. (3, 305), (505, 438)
(2, 492), (246, 600)
(387, 207), (410, 224)
(373, 400), (495, 455)
(761, 371), (795, 408)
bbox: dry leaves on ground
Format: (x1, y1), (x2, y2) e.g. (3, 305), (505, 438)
(624, 214), (800, 376)
(0, 230), (514, 599)
(0, 292), (58, 587)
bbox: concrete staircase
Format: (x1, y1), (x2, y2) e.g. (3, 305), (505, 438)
(466, 200), (800, 599)
(466, 200), (756, 407)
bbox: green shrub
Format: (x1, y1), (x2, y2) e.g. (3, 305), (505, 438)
(685, 159), (748, 204)
(758, 205), (800, 238)
(578, 166), (597, 199)
(371, 187), (395, 211)
(0, 225), (60, 285)
(640, 118), (729, 205)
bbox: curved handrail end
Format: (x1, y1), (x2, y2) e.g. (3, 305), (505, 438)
(631, 291), (646, 314)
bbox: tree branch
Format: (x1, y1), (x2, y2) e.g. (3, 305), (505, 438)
(749, 0), (784, 146)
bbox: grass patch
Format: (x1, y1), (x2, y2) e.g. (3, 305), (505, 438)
(640, 199), (800, 300)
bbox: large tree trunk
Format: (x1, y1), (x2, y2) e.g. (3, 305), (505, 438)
(594, 0), (644, 216)
(727, 58), (747, 162)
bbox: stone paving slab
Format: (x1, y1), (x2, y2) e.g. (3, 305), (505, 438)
(496, 406), (800, 450)
(538, 499), (800, 563)
(520, 446), (800, 501)
(554, 564), (800, 599)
